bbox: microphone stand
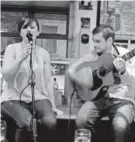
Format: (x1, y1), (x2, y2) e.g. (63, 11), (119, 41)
(29, 42), (37, 142)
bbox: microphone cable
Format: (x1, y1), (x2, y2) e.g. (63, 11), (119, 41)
(19, 71), (36, 101)
(20, 32), (35, 101)
(64, 88), (77, 142)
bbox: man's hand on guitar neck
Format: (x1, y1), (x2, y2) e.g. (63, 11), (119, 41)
(113, 56), (126, 74)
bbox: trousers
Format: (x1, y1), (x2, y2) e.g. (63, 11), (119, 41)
(1, 99), (57, 142)
(76, 97), (135, 142)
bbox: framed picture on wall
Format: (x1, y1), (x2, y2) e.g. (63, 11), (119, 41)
(79, 1), (93, 10)
(99, 1), (135, 40)
(81, 17), (90, 29)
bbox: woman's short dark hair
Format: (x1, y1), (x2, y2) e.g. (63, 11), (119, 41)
(18, 15), (40, 33)
(92, 24), (115, 41)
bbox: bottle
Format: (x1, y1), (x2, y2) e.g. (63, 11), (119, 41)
(53, 78), (60, 107)
(53, 78), (58, 90)
(114, 8), (121, 31)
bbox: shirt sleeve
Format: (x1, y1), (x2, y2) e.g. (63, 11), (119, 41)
(120, 58), (135, 88)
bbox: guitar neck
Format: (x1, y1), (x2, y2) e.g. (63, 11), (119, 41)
(121, 48), (135, 61)
(106, 48), (135, 74)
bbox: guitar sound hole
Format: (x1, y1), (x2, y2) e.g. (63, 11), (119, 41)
(91, 70), (103, 91)
(99, 66), (107, 77)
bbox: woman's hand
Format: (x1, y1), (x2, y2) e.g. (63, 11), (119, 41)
(18, 44), (32, 62)
(53, 107), (63, 116)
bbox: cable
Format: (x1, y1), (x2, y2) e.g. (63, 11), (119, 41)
(19, 71), (35, 101)
(19, 83), (31, 101)
(64, 88), (77, 142)
(113, 43), (120, 55)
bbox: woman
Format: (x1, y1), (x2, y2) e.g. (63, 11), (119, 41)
(1, 15), (62, 142)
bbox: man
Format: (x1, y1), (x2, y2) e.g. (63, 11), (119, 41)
(67, 24), (135, 142)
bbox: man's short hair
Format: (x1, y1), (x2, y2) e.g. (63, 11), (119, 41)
(92, 24), (115, 41)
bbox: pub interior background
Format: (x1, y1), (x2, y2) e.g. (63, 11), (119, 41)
(0, 1), (135, 142)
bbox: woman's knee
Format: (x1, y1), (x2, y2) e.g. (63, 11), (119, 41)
(17, 115), (32, 129)
(40, 115), (57, 130)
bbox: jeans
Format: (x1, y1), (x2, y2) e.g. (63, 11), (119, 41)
(76, 97), (135, 142)
(1, 99), (57, 142)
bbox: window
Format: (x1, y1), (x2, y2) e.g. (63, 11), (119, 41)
(1, 4), (69, 62)
(35, 13), (67, 35)
(1, 11), (28, 33)
(36, 39), (67, 58)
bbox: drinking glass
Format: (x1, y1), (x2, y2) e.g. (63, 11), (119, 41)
(74, 129), (91, 142)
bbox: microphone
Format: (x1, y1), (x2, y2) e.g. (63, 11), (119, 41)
(26, 33), (33, 68)
(26, 33), (33, 44)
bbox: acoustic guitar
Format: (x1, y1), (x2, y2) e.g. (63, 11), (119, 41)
(66, 48), (135, 101)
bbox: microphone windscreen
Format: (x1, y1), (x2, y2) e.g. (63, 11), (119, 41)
(26, 33), (33, 42)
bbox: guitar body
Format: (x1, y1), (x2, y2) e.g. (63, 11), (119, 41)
(66, 53), (116, 101)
